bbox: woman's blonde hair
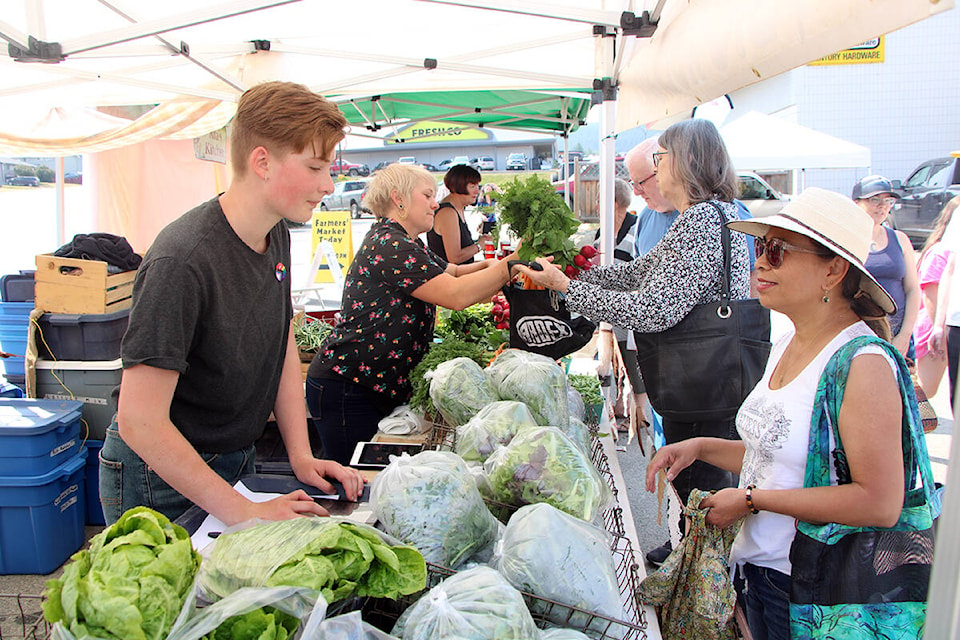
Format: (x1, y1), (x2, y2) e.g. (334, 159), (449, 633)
(364, 163), (436, 217)
(919, 194), (960, 263)
(658, 119), (738, 204)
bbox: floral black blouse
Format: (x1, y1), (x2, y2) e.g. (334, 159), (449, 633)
(308, 219), (446, 403)
(565, 200), (751, 333)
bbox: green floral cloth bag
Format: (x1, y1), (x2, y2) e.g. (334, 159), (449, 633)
(639, 489), (742, 640)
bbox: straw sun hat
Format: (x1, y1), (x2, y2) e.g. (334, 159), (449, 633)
(726, 187), (897, 315)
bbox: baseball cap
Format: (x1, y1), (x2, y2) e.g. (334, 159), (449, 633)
(851, 175), (899, 201)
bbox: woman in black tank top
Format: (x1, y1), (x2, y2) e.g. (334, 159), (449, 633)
(427, 164), (485, 264)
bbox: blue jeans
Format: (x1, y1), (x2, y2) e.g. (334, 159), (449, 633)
(306, 376), (386, 465)
(99, 420), (256, 524)
(737, 563), (791, 640)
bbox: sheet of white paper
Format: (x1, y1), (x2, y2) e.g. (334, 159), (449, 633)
(189, 480), (377, 552)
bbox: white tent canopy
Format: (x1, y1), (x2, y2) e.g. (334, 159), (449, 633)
(721, 111), (871, 172)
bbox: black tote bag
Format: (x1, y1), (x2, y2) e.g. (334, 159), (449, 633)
(503, 262), (596, 360)
(634, 203), (771, 422)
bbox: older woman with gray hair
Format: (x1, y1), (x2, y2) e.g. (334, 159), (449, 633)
(518, 119), (752, 562)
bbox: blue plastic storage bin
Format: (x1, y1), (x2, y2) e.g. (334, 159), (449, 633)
(84, 439), (105, 525)
(0, 399), (83, 476)
(0, 451), (86, 574)
(0, 301), (32, 377)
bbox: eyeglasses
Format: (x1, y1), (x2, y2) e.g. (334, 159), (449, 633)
(756, 237), (828, 269)
(865, 195), (896, 208)
(652, 151), (669, 168)
(630, 173), (656, 191)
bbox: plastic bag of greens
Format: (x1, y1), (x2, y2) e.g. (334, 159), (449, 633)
(495, 503), (625, 628)
(455, 400), (539, 462)
(566, 383), (586, 422)
(427, 357), (499, 426)
(483, 427), (611, 521)
(486, 349), (569, 428)
(197, 518), (425, 606)
(163, 586), (317, 640)
(303, 610), (399, 640)
(561, 416), (592, 454)
(370, 451), (500, 569)
(391, 566), (539, 640)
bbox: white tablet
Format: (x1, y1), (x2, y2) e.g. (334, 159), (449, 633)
(349, 441), (423, 469)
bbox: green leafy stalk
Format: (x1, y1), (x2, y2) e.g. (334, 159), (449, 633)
(497, 174), (580, 268)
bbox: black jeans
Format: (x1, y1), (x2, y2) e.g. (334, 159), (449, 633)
(661, 415), (739, 507)
(947, 325), (960, 411)
(306, 376), (387, 465)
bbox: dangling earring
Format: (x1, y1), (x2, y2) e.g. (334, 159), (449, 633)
(397, 202), (407, 221)
(822, 289), (830, 303)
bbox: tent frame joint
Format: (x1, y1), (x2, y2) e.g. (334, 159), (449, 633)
(620, 10), (658, 37)
(8, 36), (64, 63)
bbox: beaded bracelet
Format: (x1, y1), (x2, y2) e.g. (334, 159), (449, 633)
(745, 484), (760, 514)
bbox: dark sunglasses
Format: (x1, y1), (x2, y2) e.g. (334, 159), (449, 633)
(756, 237), (827, 268)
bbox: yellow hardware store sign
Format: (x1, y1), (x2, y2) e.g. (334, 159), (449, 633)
(387, 120), (490, 144)
(311, 210), (354, 283)
(808, 37), (884, 66)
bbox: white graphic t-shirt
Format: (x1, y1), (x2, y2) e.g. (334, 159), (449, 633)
(729, 321), (896, 575)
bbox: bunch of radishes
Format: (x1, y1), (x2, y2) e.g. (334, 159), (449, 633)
(564, 244), (598, 278)
(491, 293), (511, 330)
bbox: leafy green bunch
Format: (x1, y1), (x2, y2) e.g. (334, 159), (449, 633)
(42, 507), (201, 640)
(435, 303), (508, 352)
(497, 174), (580, 269)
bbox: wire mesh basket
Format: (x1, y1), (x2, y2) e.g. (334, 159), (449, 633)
(0, 594), (49, 640)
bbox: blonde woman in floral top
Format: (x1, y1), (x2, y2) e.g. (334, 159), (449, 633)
(308, 163), (518, 463)
(517, 119), (751, 529)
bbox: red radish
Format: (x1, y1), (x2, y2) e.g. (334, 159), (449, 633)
(564, 265), (579, 278)
(496, 321), (508, 330)
(573, 254), (588, 268)
(580, 245), (598, 258)
(492, 304), (504, 315)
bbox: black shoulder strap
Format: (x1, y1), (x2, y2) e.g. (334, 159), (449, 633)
(707, 201), (732, 304)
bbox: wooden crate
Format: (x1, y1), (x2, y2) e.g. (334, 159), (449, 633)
(34, 254), (136, 314)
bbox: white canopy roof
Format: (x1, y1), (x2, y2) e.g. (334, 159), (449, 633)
(721, 111), (871, 171)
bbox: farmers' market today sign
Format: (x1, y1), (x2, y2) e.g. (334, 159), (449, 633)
(311, 211), (354, 283)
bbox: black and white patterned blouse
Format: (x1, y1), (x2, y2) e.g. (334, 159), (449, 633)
(566, 200), (750, 333)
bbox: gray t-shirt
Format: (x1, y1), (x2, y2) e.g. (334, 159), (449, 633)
(120, 197), (292, 453)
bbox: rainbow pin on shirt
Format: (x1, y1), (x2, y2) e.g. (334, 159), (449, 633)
(275, 262), (286, 282)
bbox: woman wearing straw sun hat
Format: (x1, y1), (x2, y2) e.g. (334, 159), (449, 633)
(644, 187), (936, 640)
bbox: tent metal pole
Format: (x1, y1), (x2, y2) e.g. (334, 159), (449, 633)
(56, 157), (65, 247)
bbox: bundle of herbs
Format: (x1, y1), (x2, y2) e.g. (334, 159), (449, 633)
(497, 174), (580, 272)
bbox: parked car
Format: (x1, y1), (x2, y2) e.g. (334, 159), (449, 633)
(6, 175), (40, 186)
(421, 162), (440, 172)
(889, 155), (960, 248)
(371, 161), (391, 173)
(737, 171), (789, 218)
(320, 180), (370, 218)
(329, 158), (369, 177)
(64, 172), (83, 184)
(398, 156), (417, 166)
(506, 153), (527, 171)
(470, 156), (495, 171)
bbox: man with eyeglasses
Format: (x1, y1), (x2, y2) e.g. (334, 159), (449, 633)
(852, 175), (919, 361)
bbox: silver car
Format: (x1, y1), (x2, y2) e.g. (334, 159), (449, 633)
(320, 180), (369, 218)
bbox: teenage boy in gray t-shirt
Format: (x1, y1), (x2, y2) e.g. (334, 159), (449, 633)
(99, 81), (365, 526)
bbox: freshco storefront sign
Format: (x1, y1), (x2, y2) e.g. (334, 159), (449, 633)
(388, 120), (490, 143)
